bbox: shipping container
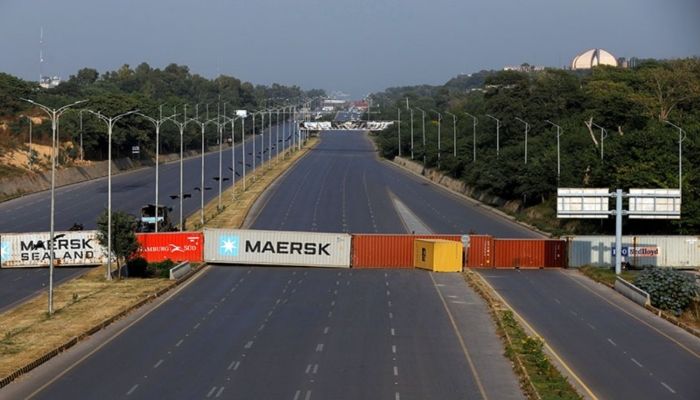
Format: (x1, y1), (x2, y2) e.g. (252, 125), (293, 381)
(0, 230), (109, 268)
(413, 239), (463, 272)
(493, 239), (566, 269)
(204, 229), (351, 268)
(566, 235), (700, 268)
(351, 234), (462, 268)
(136, 232), (204, 263)
(466, 235), (494, 268)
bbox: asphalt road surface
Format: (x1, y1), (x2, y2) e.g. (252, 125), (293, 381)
(482, 269), (700, 399)
(7, 131), (526, 400)
(0, 121), (295, 311)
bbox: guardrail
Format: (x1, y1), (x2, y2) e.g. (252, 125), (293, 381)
(169, 262), (192, 280)
(614, 277), (651, 307)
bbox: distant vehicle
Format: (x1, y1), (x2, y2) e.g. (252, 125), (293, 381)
(137, 204), (174, 232)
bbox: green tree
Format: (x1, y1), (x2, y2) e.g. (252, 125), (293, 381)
(96, 209), (140, 279)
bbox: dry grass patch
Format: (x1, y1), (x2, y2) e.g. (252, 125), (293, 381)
(0, 267), (172, 378)
(187, 139), (319, 230)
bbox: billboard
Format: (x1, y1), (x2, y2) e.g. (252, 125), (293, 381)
(557, 188), (610, 218)
(628, 188), (681, 219)
(136, 232), (204, 263)
(204, 229), (351, 268)
(0, 230), (109, 268)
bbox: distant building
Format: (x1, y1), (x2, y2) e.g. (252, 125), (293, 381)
(571, 49), (618, 70)
(503, 63), (545, 72)
(39, 76), (61, 89)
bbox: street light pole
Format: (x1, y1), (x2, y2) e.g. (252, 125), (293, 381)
(25, 115), (33, 170)
(664, 121), (687, 191)
(415, 107), (426, 166)
(545, 120), (564, 182)
(84, 109), (139, 281)
(485, 114), (500, 158)
(590, 122), (608, 161)
(430, 110), (442, 169)
(167, 105), (188, 231)
(464, 112), (478, 163)
(20, 98), (86, 315)
(397, 108), (401, 157)
(410, 108), (414, 160)
(445, 112), (457, 158)
(515, 117), (530, 164)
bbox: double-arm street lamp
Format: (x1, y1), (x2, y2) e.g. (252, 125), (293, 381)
(167, 105), (188, 231)
(84, 109), (139, 281)
(414, 107), (427, 165)
(430, 109), (442, 169)
(485, 114), (501, 158)
(545, 120), (564, 182)
(20, 98), (87, 315)
(514, 117), (530, 164)
(589, 122), (608, 161)
(664, 121), (687, 191)
(445, 112), (457, 158)
(464, 112), (478, 163)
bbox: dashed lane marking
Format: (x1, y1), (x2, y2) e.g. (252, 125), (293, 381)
(126, 384), (139, 396)
(631, 358), (643, 368)
(661, 382), (676, 394)
(153, 359), (163, 369)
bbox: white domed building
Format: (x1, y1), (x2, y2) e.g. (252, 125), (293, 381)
(571, 49), (618, 70)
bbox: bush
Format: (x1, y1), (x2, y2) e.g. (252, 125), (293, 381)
(127, 257), (149, 277)
(634, 268), (698, 316)
(148, 259), (175, 278)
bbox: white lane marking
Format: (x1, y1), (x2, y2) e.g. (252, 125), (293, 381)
(389, 312), (394, 319)
(333, 289), (338, 295)
(330, 300), (335, 307)
(316, 343), (324, 352)
(153, 359), (164, 369)
(393, 366), (399, 376)
(207, 386), (217, 398)
(126, 384), (139, 396)
(304, 390), (312, 400)
(569, 310), (577, 317)
(268, 310), (274, 317)
(336, 280), (340, 286)
(587, 323), (596, 330)
(661, 382), (676, 394)
(208, 308), (215, 315)
(451, 300), (467, 304)
(328, 311), (333, 317)
(175, 339), (184, 347)
(631, 358), (643, 368)
(305, 364), (312, 374)
(288, 279), (293, 284)
(323, 326), (330, 334)
(391, 328), (396, 336)
(245, 341), (254, 349)
(194, 323), (201, 330)
(259, 324), (266, 332)
(447, 295), (458, 299)
(392, 345), (397, 354)
(312, 364), (318, 374)
(387, 301), (392, 307)
(228, 360), (240, 370)
(385, 282), (389, 287)
(216, 387), (225, 398)
(607, 338), (617, 347)
(386, 290), (391, 296)
(395, 393), (401, 400)
(554, 298), (561, 304)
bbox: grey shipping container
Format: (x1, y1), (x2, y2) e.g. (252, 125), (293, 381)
(565, 235), (700, 268)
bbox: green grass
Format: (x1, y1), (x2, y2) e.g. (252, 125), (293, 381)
(579, 265), (638, 286)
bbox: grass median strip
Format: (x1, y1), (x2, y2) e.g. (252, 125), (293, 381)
(463, 270), (583, 400)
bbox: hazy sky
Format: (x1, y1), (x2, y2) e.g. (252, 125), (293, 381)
(1, 0), (698, 98)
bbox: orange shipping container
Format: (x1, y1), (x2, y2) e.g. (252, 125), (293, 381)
(493, 239), (566, 269)
(136, 232), (204, 263)
(466, 235), (494, 268)
(352, 234), (462, 268)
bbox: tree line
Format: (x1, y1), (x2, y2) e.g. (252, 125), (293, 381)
(372, 59), (700, 234)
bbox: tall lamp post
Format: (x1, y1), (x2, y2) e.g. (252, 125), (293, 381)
(464, 112), (478, 162)
(167, 105), (188, 231)
(445, 112), (457, 158)
(415, 107), (427, 165)
(409, 108), (415, 160)
(84, 109), (139, 281)
(397, 108), (401, 157)
(664, 121), (687, 191)
(430, 109), (442, 169)
(545, 120), (564, 182)
(590, 122), (608, 161)
(135, 106), (177, 232)
(20, 98), (86, 315)
(485, 114), (500, 158)
(185, 104), (212, 227)
(515, 117), (530, 164)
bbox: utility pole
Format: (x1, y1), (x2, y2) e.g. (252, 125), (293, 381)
(515, 117), (530, 164)
(545, 120), (563, 183)
(485, 114), (500, 158)
(464, 112), (478, 163)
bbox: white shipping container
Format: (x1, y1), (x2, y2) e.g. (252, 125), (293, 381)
(0, 230), (109, 268)
(566, 235), (700, 268)
(204, 229), (351, 268)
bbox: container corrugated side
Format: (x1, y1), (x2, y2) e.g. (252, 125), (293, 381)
(204, 228), (351, 268)
(466, 235), (494, 268)
(493, 239), (566, 268)
(413, 239), (463, 272)
(0, 230), (108, 268)
(566, 235), (700, 268)
(352, 234), (461, 268)
(136, 232), (204, 263)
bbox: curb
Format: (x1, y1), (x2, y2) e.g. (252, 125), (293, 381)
(0, 264), (204, 389)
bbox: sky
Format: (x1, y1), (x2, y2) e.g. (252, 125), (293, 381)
(1, 0), (699, 98)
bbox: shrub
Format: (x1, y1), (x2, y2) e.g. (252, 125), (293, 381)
(148, 259), (175, 278)
(633, 267), (698, 316)
(127, 257), (149, 277)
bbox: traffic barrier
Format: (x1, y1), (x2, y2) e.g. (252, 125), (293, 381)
(0, 230), (108, 268)
(413, 239), (463, 272)
(169, 261), (192, 280)
(136, 232), (204, 263)
(204, 229), (352, 268)
(565, 235), (700, 268)
(493, 239), (567, 268)
(614, 277), (651, 307)
(466, 235), (494, 268)
(351, 234), (461, 268)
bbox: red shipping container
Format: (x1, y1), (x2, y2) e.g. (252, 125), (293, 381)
(493, 239), (566, 269)
(136, 232), (204, 263)
(466, 235), (494, 268)
(352, 234), (462, 268)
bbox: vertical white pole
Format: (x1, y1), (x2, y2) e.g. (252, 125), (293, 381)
(615, 189), (623, 275)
